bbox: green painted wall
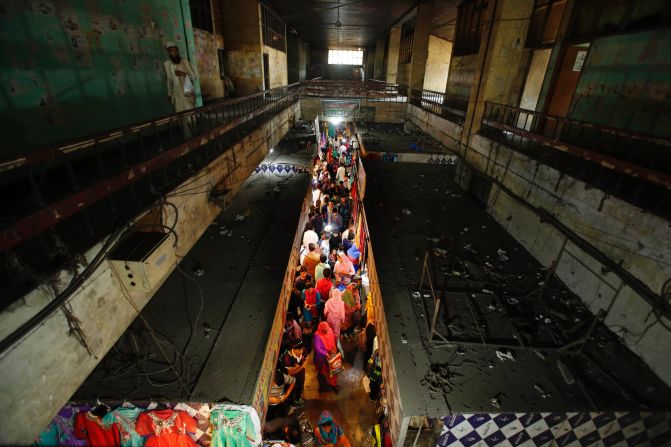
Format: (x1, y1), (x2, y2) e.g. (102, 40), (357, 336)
(570, 29), (671, 139)
(0, 0), (200, 156)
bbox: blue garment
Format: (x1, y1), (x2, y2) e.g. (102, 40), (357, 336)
(210, 408), (257, 447)
(316, 411), (344, 445)
(102, 407), (144, 447)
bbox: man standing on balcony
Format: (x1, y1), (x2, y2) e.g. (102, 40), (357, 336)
(164, 42), (197, 137)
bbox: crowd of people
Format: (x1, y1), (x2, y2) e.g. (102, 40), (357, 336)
(262, 124), (389, 447)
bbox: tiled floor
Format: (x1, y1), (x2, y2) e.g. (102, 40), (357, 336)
(300, 330), (378, 446)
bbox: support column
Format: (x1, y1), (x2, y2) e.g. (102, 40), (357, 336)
(460, 0), (535, 146)
(407, 4), (432, 90)
(386, 27), (401, 84)
(374, 36), (386, 80)
(179, 0), (203, 107)
(221, 0), (263, 96)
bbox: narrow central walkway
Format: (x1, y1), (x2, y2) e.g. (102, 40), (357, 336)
(302, 333), (376, 446)
(265, 122), (383, 446)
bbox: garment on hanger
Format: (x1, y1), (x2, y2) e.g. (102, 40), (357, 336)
(209, 408), (257, 447)
(173, 403), (211, 446)
(74, 410), (116, 446)
(103, 406), (144, 447)
(210, 405), (261, 447)
(135, 410), (197, 447)
(35, 405), (88, 447)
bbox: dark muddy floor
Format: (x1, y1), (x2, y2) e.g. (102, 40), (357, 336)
(358, 122), (447, 154)
(363, 160), (671, 415)
(73, 138), (311, 402)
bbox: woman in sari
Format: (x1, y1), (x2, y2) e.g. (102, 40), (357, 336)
(313, 410), (351, 447)
(313, 322), (339, 391)
(324, 288), (345, 341)
(334, 252), (355, 286)
(341, 283), (361, 336)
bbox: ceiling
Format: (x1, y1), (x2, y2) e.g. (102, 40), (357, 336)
(264, 0), (420, 48)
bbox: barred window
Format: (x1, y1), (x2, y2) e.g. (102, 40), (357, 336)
(261, 3), (286, 52)
(328, 50), (364, 65)
(399, 22), (414, 64)
(190, 0), (213, 33)
(453, 0), (489, 56)
(526, 0), (567, 48)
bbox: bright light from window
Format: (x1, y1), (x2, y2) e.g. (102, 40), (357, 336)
(328, 49), (363, 65)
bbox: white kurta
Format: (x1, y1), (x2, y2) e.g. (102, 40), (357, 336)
(164, 58), (197, 112)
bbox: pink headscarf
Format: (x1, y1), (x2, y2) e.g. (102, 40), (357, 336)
(335, 251), (354, 276)
(326, 288), (345, 320)
(325, 288), (346, 338)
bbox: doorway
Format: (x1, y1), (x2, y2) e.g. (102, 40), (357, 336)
(263, 53), (270, 91)
(547, 43), (590, 117)
(543, 42), (590, 136)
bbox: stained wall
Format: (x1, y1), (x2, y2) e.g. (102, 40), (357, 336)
(0, 101), (300, 445)
(569, 29), (671, 139)
(265, 45), (288, 88)
(0, 0), (200, 156)
(422, 35), (452, 93)
(194, 28), (225, 102)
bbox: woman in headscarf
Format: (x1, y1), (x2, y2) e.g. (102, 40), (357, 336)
(313, 410), (351, 447)
(313, 322), (338, 390)
(341, 283), (361, 336)
(334, 251), (355, 286)
(324, 288), (345, 341)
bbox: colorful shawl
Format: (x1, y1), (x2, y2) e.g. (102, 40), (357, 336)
(316, 411), (343, 445)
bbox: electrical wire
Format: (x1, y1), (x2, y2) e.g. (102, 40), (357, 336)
(174, 263), (205, 359)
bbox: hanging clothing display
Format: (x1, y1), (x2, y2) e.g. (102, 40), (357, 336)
(135, 410), (197, 447)
(209, 408), (256, 447)
(210, 404), (261, 447)
(173, 403), (212, 447)
(35, 405), (89, 447)
(74, 411), (117, 446)
(103, 407), (144, 447)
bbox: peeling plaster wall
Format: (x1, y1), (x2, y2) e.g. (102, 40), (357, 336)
(570, 29), (671, 139)
(287, 35), (309, 83)
(221, 0), (263, 96)
(0, 0), (199, 156)
(225, 49), (263, 95)
(422, 35), (452, 93)
(446, 54), (478, 98)
(0, 102), (300, 445)
(194, 28), (225, 102)
(397, 63), (411, 87)
(406, 104), (671, 386)
(264, 45), (288, 89)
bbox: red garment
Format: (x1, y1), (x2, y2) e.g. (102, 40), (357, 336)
(135, 410), (198, 447)
(316, 277), (333, 302)
(74, 411), (117, 446)
(316, 321), (336, 352)
(305, 288), (319, 318)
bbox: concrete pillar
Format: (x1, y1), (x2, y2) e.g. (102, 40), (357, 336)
(535, 0), (576, 114)
(221, 0), (263, 96)
(407, 4), (432, 90)
(180, 0), (203, 107)
(460, 0), (535, 145)
(386, 27), (401, 84)
(374, 36), (386, 80)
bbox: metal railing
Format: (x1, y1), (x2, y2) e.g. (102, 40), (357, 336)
(409, 88), (468, 125)
(481, 101), (671, 191)
(0, 83), (301, 173)
(300, 79), (407, 102)
(0, 83), (301, 285)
